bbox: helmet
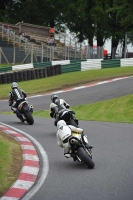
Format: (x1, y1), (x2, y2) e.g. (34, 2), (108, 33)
(51, 94), (59, 103)
(57, 120), (66, 129)
(11, 82), (18, 89)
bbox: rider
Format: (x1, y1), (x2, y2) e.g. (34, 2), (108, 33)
(49, 94), (78, 126)
(56, 120), (92, 160)
(9, 82), (28, 121)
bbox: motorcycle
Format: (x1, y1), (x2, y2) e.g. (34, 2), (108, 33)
(11, 98), (34, 125)
(53, 99), (79, 127)
(68, 132), (95, 169)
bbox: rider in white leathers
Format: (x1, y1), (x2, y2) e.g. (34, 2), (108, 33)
(56, 120), (92, 159)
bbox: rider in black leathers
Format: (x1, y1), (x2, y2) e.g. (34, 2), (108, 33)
(9, 82), (27, 121)
(49, 94), (78, 126)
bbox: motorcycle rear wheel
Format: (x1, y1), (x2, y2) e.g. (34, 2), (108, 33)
(77, 147), (95, 169)
(24, 111), (34, 125)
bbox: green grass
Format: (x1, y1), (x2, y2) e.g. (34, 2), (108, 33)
(73, 94), (133, 123)
(1, 66), (133, 99)
(20, 94), (133, 124)
(1, 93), (133, 123)
(0, 131), (22, 196)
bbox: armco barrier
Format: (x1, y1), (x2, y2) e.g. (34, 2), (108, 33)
(52, 60), (70, 65)
(12, 63), (33, 71)
(121, 58), (133, 67)
(101, 59), (120, 68)
(33, 62), (52, 68)
(0, 66), (12, 73)
(61, 62), (81, 74)
(70, 59), (87, 63)
(81, 59), (102, 71)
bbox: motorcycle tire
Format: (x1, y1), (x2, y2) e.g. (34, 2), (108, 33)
(24, 111), (34, 125)
(77, 147), (95, 169)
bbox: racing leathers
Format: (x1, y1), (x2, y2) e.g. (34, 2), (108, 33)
(9, 88), (27, 108)
(49, 98), (70, 125)
(56, 122), (83, 158)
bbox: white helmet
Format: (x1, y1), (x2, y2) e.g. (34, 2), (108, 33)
(11, 82), (18, 89)
(57, 120), (66, 129)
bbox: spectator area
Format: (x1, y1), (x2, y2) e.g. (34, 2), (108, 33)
(0, 21), (65, 47)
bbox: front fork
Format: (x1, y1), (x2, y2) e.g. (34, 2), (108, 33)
(81, 134), (92, 158)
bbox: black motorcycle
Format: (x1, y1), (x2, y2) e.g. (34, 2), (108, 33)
(68, 132), (95, 169)
(53, 99), (79, 127)
(57, 108), (79, 127)
(12, 98), (34, 125)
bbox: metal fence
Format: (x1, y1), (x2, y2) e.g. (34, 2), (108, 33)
(0, 25), (104, 64)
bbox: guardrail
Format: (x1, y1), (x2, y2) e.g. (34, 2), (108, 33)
(0, 58), (133, 84)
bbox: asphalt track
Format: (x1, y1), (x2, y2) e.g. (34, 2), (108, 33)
(0, 77), (133, 200)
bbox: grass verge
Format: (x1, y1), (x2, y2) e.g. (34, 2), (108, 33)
(1, 94), (133, 124)
(0, 131), (23, 197)
(0, 66), (133, 100)
(21, 94), (133, 124)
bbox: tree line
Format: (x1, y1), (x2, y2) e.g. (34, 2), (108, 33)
(1, 0), (133, 56)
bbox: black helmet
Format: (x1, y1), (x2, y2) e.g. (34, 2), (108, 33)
(51, 94), (59, 103)
(11, 82), (18, 89)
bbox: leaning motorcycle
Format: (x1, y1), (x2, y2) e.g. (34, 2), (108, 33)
(68, 132), (95, 169)
(11, 98), (34, 125)
(53, 99), (79, 127)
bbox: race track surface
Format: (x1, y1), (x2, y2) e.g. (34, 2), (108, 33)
(0, 77), (133, 200)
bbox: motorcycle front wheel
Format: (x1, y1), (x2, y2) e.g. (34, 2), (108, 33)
(77, 147), (95, 169)
(24, 111), (34, 125)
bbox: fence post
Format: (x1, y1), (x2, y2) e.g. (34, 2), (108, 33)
(68, 46), (69, 60)
(50, 47), (52, 61)
(0, 47), (9, 63)
(52, 46), (54, 61)
(31, 43), (33, 63)
(13, 46), (15, 63)
(41, 44), (43, 62)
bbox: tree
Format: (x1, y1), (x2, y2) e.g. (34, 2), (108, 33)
(106, 0), (131, 57)
(7, 0), (64, 28)
(0, 0), (14, 22)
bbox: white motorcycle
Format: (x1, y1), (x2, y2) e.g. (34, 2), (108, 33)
(68, 132), (95, 169)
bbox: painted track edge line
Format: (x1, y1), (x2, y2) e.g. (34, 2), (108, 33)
(28, 76), (133, 98)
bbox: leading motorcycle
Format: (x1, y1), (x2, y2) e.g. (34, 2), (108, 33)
(11, 98), (34, 125)
(68, 132), (95, 169)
